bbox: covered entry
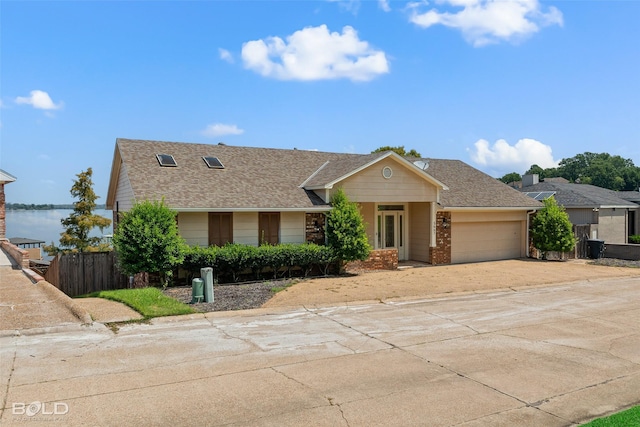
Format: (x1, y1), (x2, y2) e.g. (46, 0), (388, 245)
(376, 205), (406, 260)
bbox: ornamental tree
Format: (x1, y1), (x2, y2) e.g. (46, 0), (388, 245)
(44, 168), (111, 255)
(112, 199), (187, 287)
(530, 196), (576, 258)
(326, 188), (371, 268)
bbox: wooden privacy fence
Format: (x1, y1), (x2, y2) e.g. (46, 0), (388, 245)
(573, 224), (591, 259)
(44, 252), (130, 297)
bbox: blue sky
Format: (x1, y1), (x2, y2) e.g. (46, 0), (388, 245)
(2, 0), (639, 204)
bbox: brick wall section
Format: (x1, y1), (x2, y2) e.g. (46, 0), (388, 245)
(429, 211), (451, 265)
(347, 248), (398, 270)
(305, 213), (326, 245)
(1, 240), (30, 268)
(0, 183), (5, 240)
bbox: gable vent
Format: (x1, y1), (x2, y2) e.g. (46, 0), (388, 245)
(156, 154), (177, 167)
(203, 156), (224, 169)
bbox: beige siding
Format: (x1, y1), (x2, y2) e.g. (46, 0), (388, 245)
(114, 164), (135, 212)
(234, 212), (259, 246)
(281, 212), (305, 244)
(409, 202), (431, 262)
(177, 212), (208, 247)
(451, 211), (527, 263)
(358, 202), (375, 248)
(339, 159), (438, 203)
(598, 208), (627, 243)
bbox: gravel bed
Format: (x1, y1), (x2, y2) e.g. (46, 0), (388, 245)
(162, 279), (299, 312)
(589, 258), (640, 268)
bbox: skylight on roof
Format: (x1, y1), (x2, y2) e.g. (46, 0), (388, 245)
(203, 156), (224, 169)
(156, 154), (177, 167)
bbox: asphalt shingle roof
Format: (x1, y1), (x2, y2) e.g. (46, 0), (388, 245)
(111, 139), (542, 210)
(520, 181), (638, 208)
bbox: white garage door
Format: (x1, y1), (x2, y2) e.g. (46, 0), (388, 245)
(451, 221), (523, 264)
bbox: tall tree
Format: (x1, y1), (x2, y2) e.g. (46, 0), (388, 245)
(45, 168), (111, 255)
(372, 146), (422, 157)
(112, 199), (187, 287)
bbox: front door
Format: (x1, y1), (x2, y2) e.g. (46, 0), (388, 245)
(377, 209), (405, 260)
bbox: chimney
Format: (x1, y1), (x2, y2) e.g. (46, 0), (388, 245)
(522, 174), (539, 187)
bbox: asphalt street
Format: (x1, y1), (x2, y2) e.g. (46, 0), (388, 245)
(1, 277), (639, 426)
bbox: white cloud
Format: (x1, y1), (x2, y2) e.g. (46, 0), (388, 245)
(201, 123), (244, 137)
(409, 0), (563, 46)
(15, 90), (63, 110)
(241, 24), (389, 82)
(379, 0), (391, 12)
(219, 48), (234, 63)
(468, 138), (559, 172)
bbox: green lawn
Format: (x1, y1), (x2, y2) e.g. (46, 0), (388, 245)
(83, 287), (195, 318)
(582, 405), (640, 426)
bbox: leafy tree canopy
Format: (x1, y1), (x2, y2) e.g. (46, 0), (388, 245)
(326, 188), (371, 267)
(525, 152), (640, 191)
(498, 172), (522, 184)
(531, 196), (576, 256)
(372, 146), (422, 158)
(44, 168), (111, 255)
(112, 199), (187, 286)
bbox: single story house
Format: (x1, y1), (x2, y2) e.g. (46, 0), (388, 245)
(520, 174), (639, 243)
(106, 138), (542, 265)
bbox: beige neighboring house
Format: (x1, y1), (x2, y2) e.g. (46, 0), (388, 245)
(106, 139), (541, 265)
(0, 169), (17, 241)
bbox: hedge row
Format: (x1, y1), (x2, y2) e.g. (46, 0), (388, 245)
(182, 243), (337, 283)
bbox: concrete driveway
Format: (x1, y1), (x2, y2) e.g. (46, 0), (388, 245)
(1, 276), (639, 426)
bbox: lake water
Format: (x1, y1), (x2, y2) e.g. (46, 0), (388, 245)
(5, 209), (113, 251)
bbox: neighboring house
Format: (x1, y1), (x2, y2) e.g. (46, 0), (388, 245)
(106, 139), (541, 265)
(520, 174), (640, 243)
(0, 169), (17, 241)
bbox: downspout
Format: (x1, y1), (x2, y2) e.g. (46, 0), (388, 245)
(526, 210), (536, 257)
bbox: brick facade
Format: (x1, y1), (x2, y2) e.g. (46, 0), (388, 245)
(347, 248), (398, 271)
(429, 211), (451, 265)
(305, 212), (326, 245)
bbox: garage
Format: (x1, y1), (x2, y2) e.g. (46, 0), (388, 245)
(451, 220), (524, 264)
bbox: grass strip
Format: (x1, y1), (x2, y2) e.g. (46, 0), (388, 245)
(581, 405), (640, 426)
(83, 287), (195, 318)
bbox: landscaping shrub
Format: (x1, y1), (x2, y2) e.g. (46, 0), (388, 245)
(530, 196), (576, 259)
(181, 242), (337, 284)
(630, 235), (640, 244)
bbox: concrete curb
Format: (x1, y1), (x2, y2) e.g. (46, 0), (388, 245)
(0, 322), (108, 338)
(22, 268), (94, 325)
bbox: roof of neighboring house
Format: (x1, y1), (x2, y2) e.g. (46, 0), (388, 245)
(107, 138), (542, 211)
(520, 181), (638, 208)
(618, 190), (640, 204)
(0, 169), (17, 183)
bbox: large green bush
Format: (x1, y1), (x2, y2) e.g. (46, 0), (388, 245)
(531, 196), (576, 258)
(326, 188), (371, 267)
(112, 199), (187, 286)
(629, 235), (640, 244)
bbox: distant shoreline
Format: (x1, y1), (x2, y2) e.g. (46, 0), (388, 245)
(6, 204), (108, 211)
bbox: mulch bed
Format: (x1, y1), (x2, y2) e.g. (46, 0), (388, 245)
(162, 279), (300, 312)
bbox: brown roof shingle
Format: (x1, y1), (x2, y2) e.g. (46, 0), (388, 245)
(111, 139), (542, 210)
